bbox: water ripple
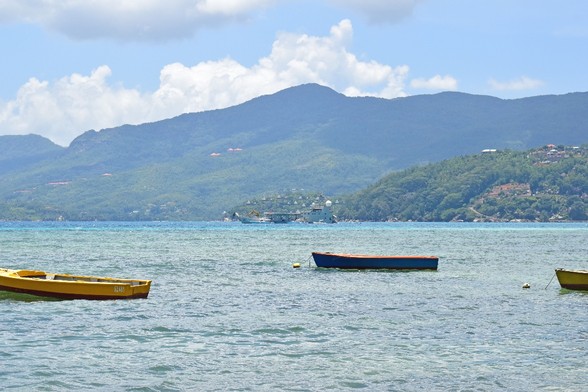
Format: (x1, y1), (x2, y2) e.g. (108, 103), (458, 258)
(0, 222), (586, 390)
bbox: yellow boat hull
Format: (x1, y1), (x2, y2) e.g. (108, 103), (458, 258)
(555, 268), (588, 291)
(0, 268), (151, 300)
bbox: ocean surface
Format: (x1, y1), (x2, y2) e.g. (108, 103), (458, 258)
(0, 221), (586, 391)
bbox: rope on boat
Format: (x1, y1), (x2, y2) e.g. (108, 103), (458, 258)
(544, 272), (556, 289)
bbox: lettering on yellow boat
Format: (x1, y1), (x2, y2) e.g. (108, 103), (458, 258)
(114, 286), (125, 293)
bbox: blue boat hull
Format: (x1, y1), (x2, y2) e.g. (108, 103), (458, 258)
(312, 252), (438, 270)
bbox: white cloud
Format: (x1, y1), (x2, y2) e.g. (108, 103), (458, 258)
(0, 0), (276, 41)
(0, 0), (424, 41)
(151, 19), (409, 111)
(410, 75), (458, 91)
(0, 66), (150, 146)
(489, 76), (544, 91)
(329, 0), (424, 24)
(0, 19), (410, 146)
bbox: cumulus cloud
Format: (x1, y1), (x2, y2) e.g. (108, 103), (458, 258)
(153, 19), (409, 108)
(0, 66), (150, 145)
(410, 75), (457, 91)
(329, 0), (424, 24)
(0, 0), (275, 41)
(488, 76), (544, 91)
(0, 20), (410, 146)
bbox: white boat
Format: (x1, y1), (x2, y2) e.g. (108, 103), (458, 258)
(240, 216), (271, 224)
(302, 200), (336, 223)
(234, 211), (271, 224)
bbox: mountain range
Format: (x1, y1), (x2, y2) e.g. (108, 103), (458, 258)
(1, 83), (587, 220)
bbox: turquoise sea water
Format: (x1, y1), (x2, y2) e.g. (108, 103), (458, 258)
(0, 222), (586, 391)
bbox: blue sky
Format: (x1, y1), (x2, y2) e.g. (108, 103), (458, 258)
(0, 0), (586, 146)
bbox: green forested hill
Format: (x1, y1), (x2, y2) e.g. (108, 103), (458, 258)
(336, 145), (588, 222)
(0, 135), (64, 174)
(1, 84), (587, 220)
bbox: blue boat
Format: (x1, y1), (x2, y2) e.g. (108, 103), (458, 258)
(311, 252), (438, 270)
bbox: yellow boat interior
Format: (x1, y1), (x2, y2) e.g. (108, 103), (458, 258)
(3, 268), (148, 286)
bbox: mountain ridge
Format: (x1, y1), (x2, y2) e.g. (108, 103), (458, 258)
(1, 84), (587, 220)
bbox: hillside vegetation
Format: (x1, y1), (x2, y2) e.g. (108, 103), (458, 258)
(337, 145), (588, 222)
(1, 84), (587, 220)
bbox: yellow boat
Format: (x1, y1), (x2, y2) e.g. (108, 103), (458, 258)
(555, 268), (588, 291)
(0, 268), (151, 300)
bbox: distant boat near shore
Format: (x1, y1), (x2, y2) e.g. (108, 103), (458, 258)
(232, 210), (271, 224)
(235, 200), (337, 224)
(302, 200), (337, 224)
